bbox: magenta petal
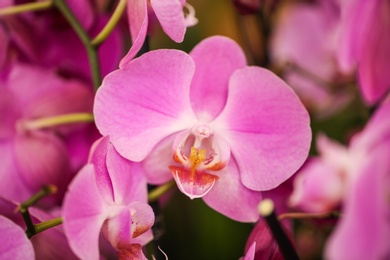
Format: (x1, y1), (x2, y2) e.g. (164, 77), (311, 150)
(13, 131), (70, 194)
(0, 216), (34, 259)
(326, 144), (390, 259)
(62, 165), (109, 260)
(203, 160), (262, 222)
(120, 0), (148, 66)
(150, 0), (186, 42)
(170, 166), (219, 200)
(66, 0), (95, 30)
(106, 144), (148, 204)
(214, 67), (311, 190)
(189, 36), (247, 120)
(242, 242), (256, 260)
(95, 49), (197, 162)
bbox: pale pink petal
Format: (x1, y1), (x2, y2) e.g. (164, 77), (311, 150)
(62, 164), (109, 260)
(189, 36), (247, 120)
(150, 0), (186, 42)
(289, 158), (343, 213)
(326, 144), (390, 259)
(106, 143), (148, 204)
(203, 160), (262, 222)
(142, 135), (176, 185)
(0, 216), (34, 260)
(120, 0), (148, 66)
(129, 201), (155, 241)
(242, 242), (256, 260)
(94, 50), (197, 162)
(0, 0), (13, 7)
(213, 67), (311, 191)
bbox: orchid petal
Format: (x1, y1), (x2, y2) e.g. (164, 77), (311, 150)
(213, 67), (311, 191)
(289, 158), (343, 213)
(203, 160), (261, 222)
(89, 136), (114, 204)
(142, 135), (175, 185)
(189, 36), (247, 120)
(106, 143), (148, 204)
(326, 144), (390, 259)
(0, 216), (34, 260)
(62, 164), (109, 260)
(13, 131), (70, 195)
(95, 50), (197, 162)
(170, 166), (219, 199)
(118, 244), (148, 260)
(66, 0), (95, 30)
(150, 0), (186, 42)
(242, 242), (256, 260)
(120, 0), (148, 66)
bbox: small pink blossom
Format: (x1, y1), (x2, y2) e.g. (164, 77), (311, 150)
(94, 36), (311, 222)
(62, 137), (154, 259)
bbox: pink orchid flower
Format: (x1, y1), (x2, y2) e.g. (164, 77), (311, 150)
(290, 100), (390, 259)
(0, 64), (94, 204)
(63, 136), (154, 259)
(94, 36), (311, 222)
(121, 0), (197, 65)
(337, 0), (390, 104)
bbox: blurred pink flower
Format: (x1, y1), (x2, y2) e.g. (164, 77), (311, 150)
(0, 215), (34, 260)
(271, 0), (353, 118)
(338, 0), (390, 105)
(63, 137), (154, 259)
(0, 197), (78, 259)
(290, 100), (390, 259)
(0, 64), (94, 204)
(94, 36), (311, 222)
(120, 0), (198, 65)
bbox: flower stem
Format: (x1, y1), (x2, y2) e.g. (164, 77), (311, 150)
(91, 0), (127, 46)
(278, 211), (341, 220)
(52, 0), (102, 90)
(259, 199), (300, 260)
(0, 1), (52, 17)
(34, 217), (63, 234)
(148, 180), (176, 203)
(22, 113), (94, 131)
(18, 185), (57, 210)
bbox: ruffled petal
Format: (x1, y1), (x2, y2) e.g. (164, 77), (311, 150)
(120, 0), (148, 66)
(0, 216), (34, 260)
(203, 160), (262, 222)
(189, 36), (247, 120)
(62, 164), (109, 260)
(106, 143), (148, 204)
(213, 67), (311, 191)
(150, 0), (186, 42)
(95, 49), (197, 162)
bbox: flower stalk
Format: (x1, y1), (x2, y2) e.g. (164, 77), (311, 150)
(22, 113), (94, 131)
(52, 0), (102, 90)
(0, 1), (52, 17)
(148, 180), (176, 203)
(91, 0), (127, 46)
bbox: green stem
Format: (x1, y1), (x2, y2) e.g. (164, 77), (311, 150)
(34, 217), (63, 234)
(148, 180), (176, 203)
(18, 185), (57, 210)
(52, 0), (102, 90)
(0, 1), (52, 17)
(21, 208), (36, 239)
(22, 113), (94, 131)
(278, 211), (341, 220)
(91, 0), (127, 46)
